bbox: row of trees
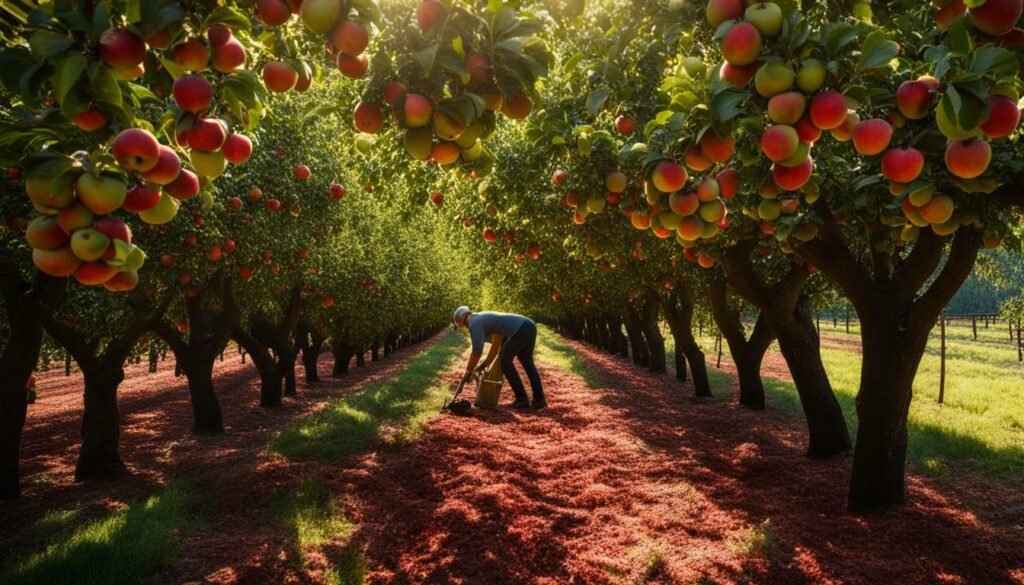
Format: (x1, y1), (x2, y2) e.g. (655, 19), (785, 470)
(2, 0), (1023, 515)
(442, 0), (1024, 511)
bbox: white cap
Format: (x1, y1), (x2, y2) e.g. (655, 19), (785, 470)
(452, 306), (470, 326)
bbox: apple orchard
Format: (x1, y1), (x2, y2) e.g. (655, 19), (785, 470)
(2, 0), (1024, 515)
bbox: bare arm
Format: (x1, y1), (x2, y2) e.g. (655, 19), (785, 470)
(478, 334), (503, 371)
(463, 352), (481, 382)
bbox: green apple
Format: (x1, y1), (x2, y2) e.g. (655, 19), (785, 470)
(300, 0), (341, 34)
(139, 192), (180, 225)
(455, 120), (486, 149)
(745, 2), (783, 37)
(936, 105), (983, 141)
(755, 62), (795, 98)
(26, 171), (75, 213)
(124, 245), (147, 271)
(76, 173), (128, 215)
(191, 149), (228, 178)
(461, 140), (484, 161)
(796, 59), (827, 94)
(70, 228), (111, 261)
(680, 56), (707, 78)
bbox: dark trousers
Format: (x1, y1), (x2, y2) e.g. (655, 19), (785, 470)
(500, 321), (544, 403)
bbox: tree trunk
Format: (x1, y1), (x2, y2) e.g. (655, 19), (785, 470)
(0, 269), (60, 499)
(370, 342), (380, 362)
(662, 286), (711, 397)
(707, 279), (772, 410)
(624, 308), (648, 366)
(768, 297), (851, 457)
(641, 291), (666, 374)
(331, 340), (354, 377)
(75, 364), (127, 481)
(302, 333), (324, 383)
(179, 357), (224, 434)
(722, 247), (849, 455)
(847, 315), (930, 511)
(356, 351), (366, 367)
(234, 327), (282, 407)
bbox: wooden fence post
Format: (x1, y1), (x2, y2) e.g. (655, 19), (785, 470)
(1017, 320), (1022, 364)
(938, 310), (946, 404)
(716, 333), (722, 368)
(972, 316), (977, 340)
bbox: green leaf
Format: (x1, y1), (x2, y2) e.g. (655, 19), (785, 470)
(89, 64), (122, 106)
(204, 6), (253, 31)
(710, 89), (749, 123)
(413, 45), (439, 75)
(585, 88), (608, 118)
(857, 31), (899, 72)
(945, 19), (973, 55)
(967, 46), (1019, 79)
(28, 30), (73, 59)
(54, 54), (87, 106)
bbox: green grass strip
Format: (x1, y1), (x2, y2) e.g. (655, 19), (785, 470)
(270, 478), (365, 585)
(694, 326), (1024, 480)
(271, 331), (464, 461)
(536, 325), (605, 389)
(1, 482), (186, 585)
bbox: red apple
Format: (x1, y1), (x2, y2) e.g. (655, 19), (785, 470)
(188, 118), (229, 151)
(294, 164), (311, 180)
(72, 110), (107, 131)
(337, 52), (368, 78)
(98, 28), (147, 71)
(263, 61), (298, 92)
(881, 147), (925, 183)
(172, 74), (215, 113)
(112, 128), (161, 172)
(331, 20), (369, 55)
(417, 0), (445, 32)
(164, 169), (201, 200)
(353, 101), (384, 133)
(123, 183), (162, 213)
(141, 146), (182, 185)
(173, 37), (209, 71)
(257, 0), (292, 26)
(222, 133), (253, 164)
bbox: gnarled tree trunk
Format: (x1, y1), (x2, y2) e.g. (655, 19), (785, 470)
(723, 243), (850, 458)
(152, 274), (237, 435)
(708, 278), (773, 409)
(663, 283), (711, 397)
(0, 268), (62, 499)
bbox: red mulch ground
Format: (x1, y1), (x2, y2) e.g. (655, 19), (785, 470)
(3, 334), (1024, 585)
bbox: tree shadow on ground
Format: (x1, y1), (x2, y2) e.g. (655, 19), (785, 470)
(573, 337), (1024, 584)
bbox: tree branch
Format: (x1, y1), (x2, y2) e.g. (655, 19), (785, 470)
(890, 229), (945, 307)
(913, 228), (983, 322)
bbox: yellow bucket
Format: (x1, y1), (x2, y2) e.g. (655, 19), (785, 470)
(474, 343), (504, 409)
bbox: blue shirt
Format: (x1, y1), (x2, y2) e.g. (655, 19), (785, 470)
(468, 312), (530, 355)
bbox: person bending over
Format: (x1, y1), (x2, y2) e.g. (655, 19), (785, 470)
(452, 306), (546, 409)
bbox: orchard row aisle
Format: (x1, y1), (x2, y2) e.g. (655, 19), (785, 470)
(3, 330), (1021, 584)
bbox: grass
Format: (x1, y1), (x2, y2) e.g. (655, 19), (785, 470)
(727, 519), (778, 559)
(536, 325), (605, 388)
(690, 320), (1024, 479)
(270, 331), (464, 461)
(0, 482), (186, 585)
(270, 478), (365, 585)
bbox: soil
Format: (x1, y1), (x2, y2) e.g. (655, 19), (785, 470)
(2, 334), (1022, 585)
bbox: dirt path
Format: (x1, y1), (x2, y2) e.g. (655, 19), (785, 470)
(325, 339), (1024, 584)
(1, 336), (447, 583)
(4, 333), (1023, 584)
